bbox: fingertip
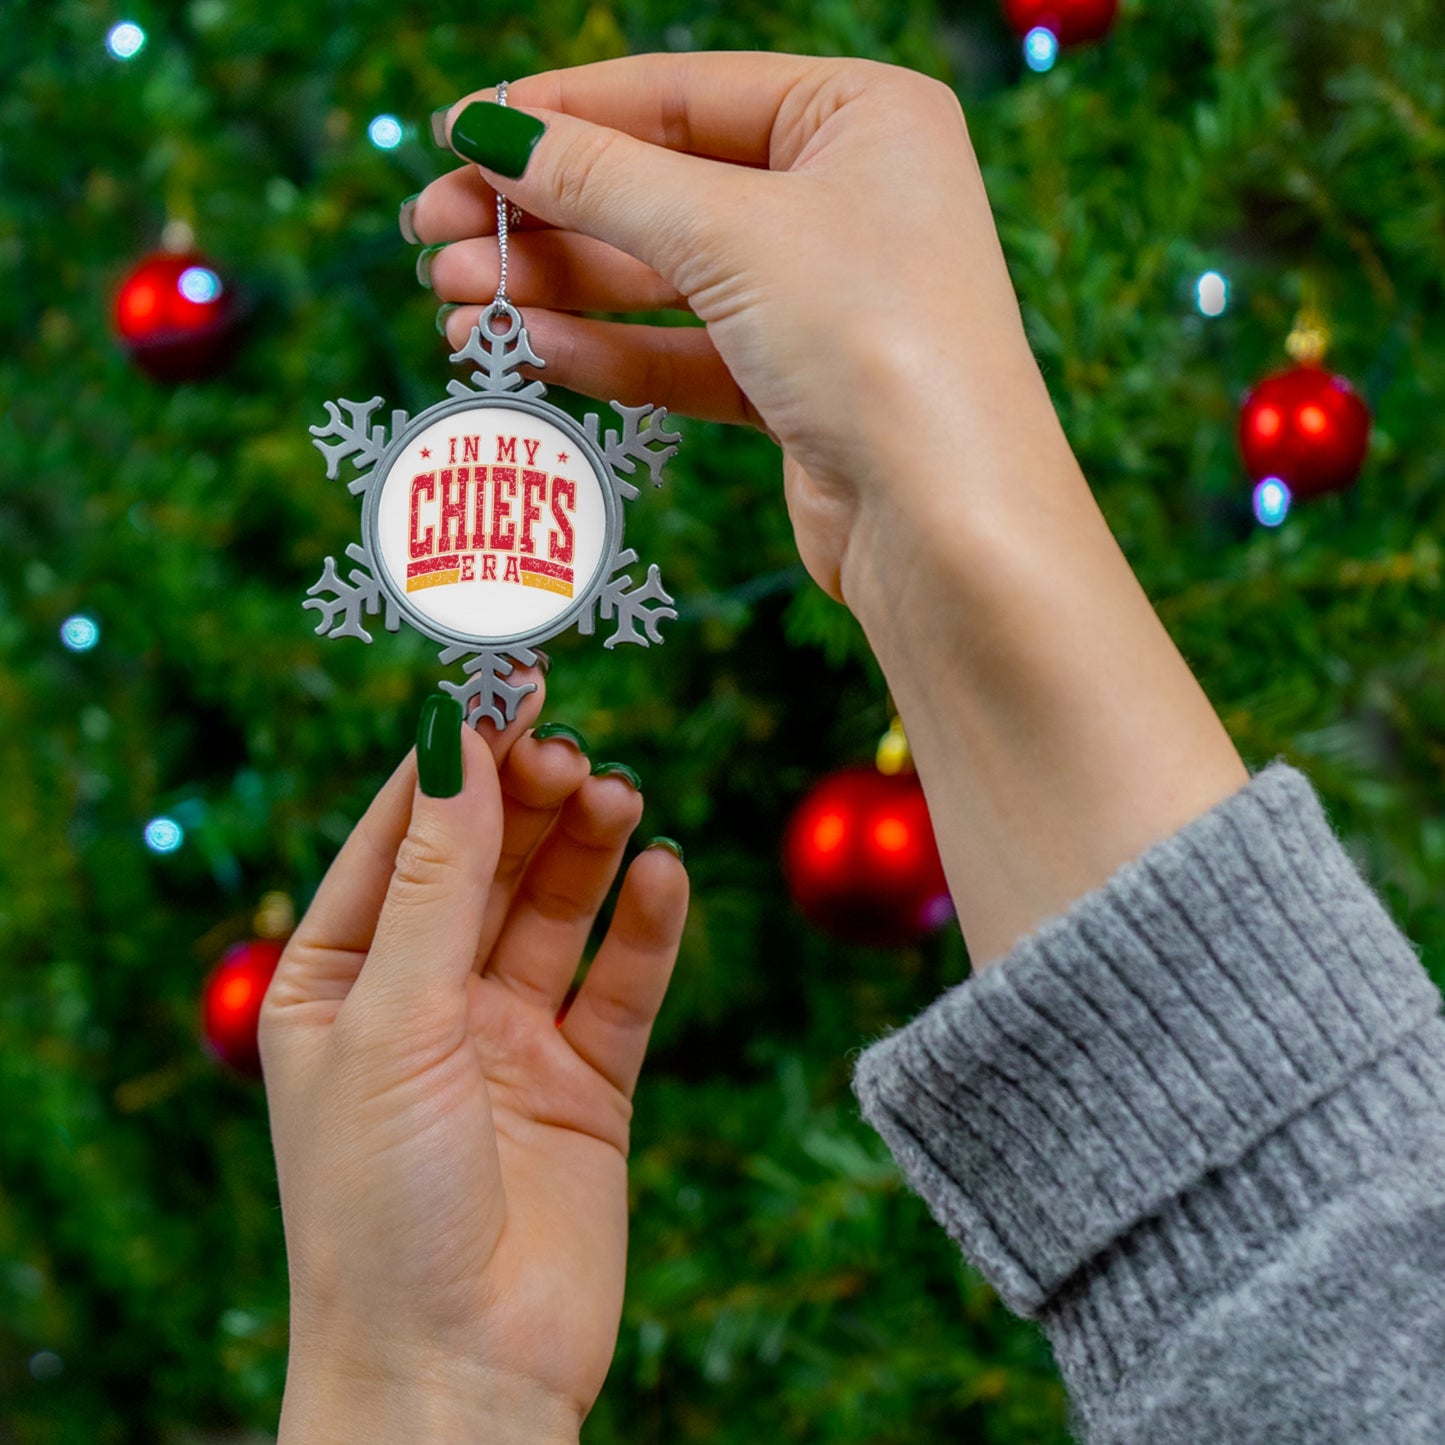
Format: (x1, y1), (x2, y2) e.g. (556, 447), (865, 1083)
(567, 768), (645, 841)
(618, 841), (691, 937)
(468, 665), (547, 768)
(500, 724), (592, 808)
(642, 835), (685, 867)
(630, 836), (691, 902)
(417, 710), (502, 827)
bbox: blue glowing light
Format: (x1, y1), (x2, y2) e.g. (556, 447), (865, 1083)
(368, 114), (404, 150)
(106, 21), (146, 59)
(144, 817), (185, 853)
(1196, 270), (1229, 317)
(178, 266), (222, 304)
(1253, 477), (1292, 528)
(60, 615), (100, 652)
(1024, 26), (1059, 72)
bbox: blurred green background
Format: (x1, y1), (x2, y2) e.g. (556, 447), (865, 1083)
(3, 0), (1444, 1440)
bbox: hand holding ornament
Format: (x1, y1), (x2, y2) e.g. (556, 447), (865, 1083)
(260, 671), (687, 1444)
(410, 52), (1058, 607)
(411, 52), (1249, 978)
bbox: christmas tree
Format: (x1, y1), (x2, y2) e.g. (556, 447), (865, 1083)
(3, 0), (1443, 1441)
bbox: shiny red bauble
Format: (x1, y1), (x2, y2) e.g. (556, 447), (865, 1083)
(200, 939), (284, 1076)
(1003, 0), (1119, 44)
(1237, 362), (1372, 500)
(783, 766), (953, 947)
(113, 250), (239, 382)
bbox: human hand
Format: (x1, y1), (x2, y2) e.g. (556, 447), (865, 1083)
(259, 678), (688, 1443)
(410, 53), (1060, 604)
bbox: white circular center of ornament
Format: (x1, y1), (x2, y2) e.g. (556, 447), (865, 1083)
(374, 405), (607, 643)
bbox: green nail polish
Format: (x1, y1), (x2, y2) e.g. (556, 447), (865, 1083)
(533, 722), (589, 755)
(417, 693), (464, 797)
(591, 760), (641, 791)
(430, 105), (453, 148)
(435, 302), (460, 338)
(450, 101), (546, 179)
(416, 242), (448, 290)
(645, 836), (684, 865)
(398, 193), (422, 245)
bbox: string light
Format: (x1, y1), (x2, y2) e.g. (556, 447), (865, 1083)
(1196, 270), (1229, 317)
(105, 21), (146, 59)
(1253, 477), (1292, 528)
(367, 114), (404, 150)
(144, 817), (185, 853)
(1024, 27), (1060, 72)
(60, 615), (100, 651)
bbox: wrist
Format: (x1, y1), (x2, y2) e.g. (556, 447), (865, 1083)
(838, 346), (1083, 635)
(836, 393), (1248, 972)
(279, 1342), (582, 1445)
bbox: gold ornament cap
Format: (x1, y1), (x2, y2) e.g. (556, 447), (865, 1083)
(1285, 288), (1331, 365)
(875, 715), (913, 776)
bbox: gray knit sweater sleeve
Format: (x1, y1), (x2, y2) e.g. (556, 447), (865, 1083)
(850, 759), (1445, 1442)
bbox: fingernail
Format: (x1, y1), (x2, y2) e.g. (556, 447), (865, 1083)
(450, 100), (546, 179)
(435, 302), (460, 338)
(532, 648), (551, 676)
(532, 722), (589, 756)
(416, 242), (448, 290)
(645, 836), (684, 865)
(591, 760), (641, 791)
(417, 693), (464, 797)
(398, 193), (422, 245)
(430, 105), (453, 148)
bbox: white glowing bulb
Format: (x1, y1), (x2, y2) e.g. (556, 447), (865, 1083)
(60, 615), (100, 652)
(1024, 27), (1059, 72)
(106, 21), (146, 59)
(144, 817), (185, 853)
(1253, 477), (1291, 528)
(1196, 270), (1229, 317)
(368, 114), (404, 150)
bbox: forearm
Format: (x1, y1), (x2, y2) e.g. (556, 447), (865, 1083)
(279, 1346), (582, 1445)
(841, 359), (1249, 970)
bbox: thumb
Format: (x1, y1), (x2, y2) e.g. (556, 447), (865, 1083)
(442, 95), (759, 290)
(346, 694), (503, 1029)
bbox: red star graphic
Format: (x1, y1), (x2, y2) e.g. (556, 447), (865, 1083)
(420, 447), (431, 459)
(557, 451), (569, 464)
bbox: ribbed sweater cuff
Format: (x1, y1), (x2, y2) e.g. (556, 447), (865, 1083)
(849, 759), (1444, 1318)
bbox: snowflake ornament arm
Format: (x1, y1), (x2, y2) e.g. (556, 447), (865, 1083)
(303, 543), (400, 643)
(580, 551), (678, 649)
(584, 402), (682, 500)
(436, 644), (541, 731)
(309, 398), (411, 493)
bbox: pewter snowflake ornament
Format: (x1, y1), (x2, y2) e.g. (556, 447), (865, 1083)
(304, 303), (680, 728)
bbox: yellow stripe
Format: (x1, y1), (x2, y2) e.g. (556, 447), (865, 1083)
(407, 569), (460, 592)
(521, 571), (572, 597)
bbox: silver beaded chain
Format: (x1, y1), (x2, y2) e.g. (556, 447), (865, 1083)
(491, 82), (523, 318)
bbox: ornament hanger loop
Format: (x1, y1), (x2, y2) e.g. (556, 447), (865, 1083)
(483, 299), (523, 341)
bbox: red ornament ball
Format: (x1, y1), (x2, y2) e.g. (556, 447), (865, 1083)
(1003, 0), (1119, 45)
(783, 766), (953, 947)
(113, 250), (240, 382)
(1238, 362), (1372, 500)
(200, 939), (284, 1076)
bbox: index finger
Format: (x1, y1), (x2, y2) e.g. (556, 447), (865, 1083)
(463, 52), (845, 168)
